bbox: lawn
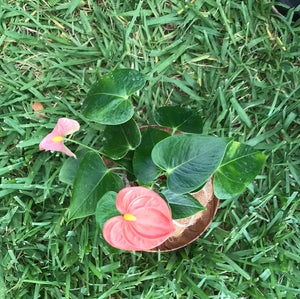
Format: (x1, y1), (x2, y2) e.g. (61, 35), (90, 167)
(0, 0), (299, 298)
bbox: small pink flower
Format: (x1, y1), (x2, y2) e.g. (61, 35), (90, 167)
(103, 187), (175, 251)
(39, 118), (80, 157)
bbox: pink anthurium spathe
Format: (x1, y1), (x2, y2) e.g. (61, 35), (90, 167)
(39, 118), (80, 157)
(103, 187), (175, 251)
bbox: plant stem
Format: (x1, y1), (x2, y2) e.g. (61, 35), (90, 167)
(64, 138), (101, 155)
(65, 138), (128, 172)
(109, 167), (126, 172)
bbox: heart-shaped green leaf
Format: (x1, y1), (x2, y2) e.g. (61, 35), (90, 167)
(213, 141), (266, 199)
(82, 69), (146, 125)
(59, 149), (88, 185)
(96, 191), (120, 230)
(133, 126), (170, 183)
(101, 118), (141, 160)
(161, 188), (205, 219)
(68, 151), (123, 221)
(154, 106), (203, 133)
(152, 134), (228, 194)
(111, 151), (135, 174)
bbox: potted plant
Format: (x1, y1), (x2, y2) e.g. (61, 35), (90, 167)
(39, 69), (266, 252)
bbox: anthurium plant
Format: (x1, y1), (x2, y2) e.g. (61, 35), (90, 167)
(40, 69), (266, 251)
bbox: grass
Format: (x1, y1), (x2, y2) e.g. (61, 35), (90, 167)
(0, 0), (299, 297)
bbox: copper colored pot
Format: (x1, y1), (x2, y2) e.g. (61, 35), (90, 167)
(149, 176), (219, 252)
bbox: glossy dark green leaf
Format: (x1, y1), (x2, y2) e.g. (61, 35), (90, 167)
(154, 106), (202, 133)
(59, 149), (88, 185)
(82, 69), (146, 125)
(133, 126), (170, 183)
(111, 150), (135, 174)
(95, 191), (120, 230)
(69, 151), (123, 221)
(152, 134), (227, 194)
(214, 141), (266, 199)
(101, 118), (141, 160)
(161, 188), (205, 219)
